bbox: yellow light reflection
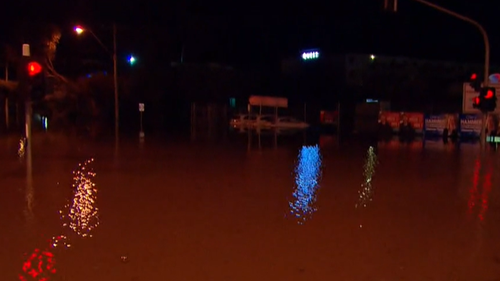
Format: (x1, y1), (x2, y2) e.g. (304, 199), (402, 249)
(356, 146), (378, 208)
(18, 137), (25, 157)
(60, 158), (99, 238)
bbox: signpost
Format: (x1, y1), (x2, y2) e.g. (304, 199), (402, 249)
(138, 103), (145, 139)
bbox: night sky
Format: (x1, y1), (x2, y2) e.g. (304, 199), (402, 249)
(1, 0), (499, 73)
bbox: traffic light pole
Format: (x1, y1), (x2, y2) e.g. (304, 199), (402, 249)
(410, 0), (491, 146)
(21, 44), (34, 217)
(25, 96), (33, 181)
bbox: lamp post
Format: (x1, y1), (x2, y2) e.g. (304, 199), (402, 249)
(409, 0), (491, 145)
(74, 24), (119, 142)
(386, 0), (491, 146)
(4, 62), (8, 129)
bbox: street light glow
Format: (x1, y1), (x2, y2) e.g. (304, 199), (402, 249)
(73, 23), (120, 141)
(74, 26), (84, 35)
(128, 56), (136, 65)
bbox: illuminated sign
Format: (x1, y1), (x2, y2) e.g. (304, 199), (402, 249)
(489, 73), (500, 83)
(301, 50), (319, 60)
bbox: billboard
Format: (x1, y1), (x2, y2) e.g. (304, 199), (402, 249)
(379, 111), (424, 134)
(401, 112), (424, 134)
(378, 111), (401, 132)
(423, 114), (459, 137)
(459, 114), (482, 138)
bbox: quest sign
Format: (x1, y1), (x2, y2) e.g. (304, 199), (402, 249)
(301, 49), (319, 60)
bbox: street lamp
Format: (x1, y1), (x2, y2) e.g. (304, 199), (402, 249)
(128, 55), (136, 65)
(74, 24), (119, 142)
(74, 26), (84, 35)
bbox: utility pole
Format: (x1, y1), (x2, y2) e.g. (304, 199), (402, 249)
(387, 0), (491, 145)
(74, 24), (120, 146)
(4, 62), (8, 129)
(411, 0), (490, 145)
(21, 44), (33, 206)
(113, 23), (119, 147)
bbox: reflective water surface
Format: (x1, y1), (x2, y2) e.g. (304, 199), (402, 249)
(1, 133), (500, 281)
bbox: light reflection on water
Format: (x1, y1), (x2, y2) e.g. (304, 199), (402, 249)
(61, 158), (99, 238)
(19, 248), (56, 281)
(467, 157), (494, 223)
(1, 134), (500, 280)
(17, 157), (98, 280)
(289, 145), (322, 224)
(356, 146), (378, 209)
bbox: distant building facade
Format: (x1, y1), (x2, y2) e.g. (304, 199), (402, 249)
(281, 52), (499, 112)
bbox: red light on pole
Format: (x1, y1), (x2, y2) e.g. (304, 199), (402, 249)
(27, 62), (42, 76)
(473, 97), (481, 108)
(471, 73), (477, 80)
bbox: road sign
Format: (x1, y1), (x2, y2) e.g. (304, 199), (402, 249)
(463, 83), (500, 113)
(139, 103), (145, 112)
(22, 44), (30, 57)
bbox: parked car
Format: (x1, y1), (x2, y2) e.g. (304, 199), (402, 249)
(271, 116), (310, 129)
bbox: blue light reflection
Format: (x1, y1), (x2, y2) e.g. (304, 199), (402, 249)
(289, 145), (322, 224)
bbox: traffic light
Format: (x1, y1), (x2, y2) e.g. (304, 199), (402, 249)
(27, 62), (42, 76)
(469, 73), (481, 91)
(472, 96), (480, 109)
(473, 87), (497, 112)
(22, 58), (46, 101)
(479, 87), (496, 112)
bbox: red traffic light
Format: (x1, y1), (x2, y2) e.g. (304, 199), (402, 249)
(473, 97), (480, 105)
(27, 62), (42, 76)
(485, 89), (494, 99)
(471, 73), (477, 80)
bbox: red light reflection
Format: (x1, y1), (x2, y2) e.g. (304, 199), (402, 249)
(467, 159), (492, 221)
(479, 168), (492, 221)
(19, 249), (56, 281)
(467, 159), (480, 216)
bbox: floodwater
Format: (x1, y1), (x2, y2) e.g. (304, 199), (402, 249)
(1, 132), (500, 281)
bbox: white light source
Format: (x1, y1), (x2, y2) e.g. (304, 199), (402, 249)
(301, 51), (319, 60)
(128, 55), (136, 65)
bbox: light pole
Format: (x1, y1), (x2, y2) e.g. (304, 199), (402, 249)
(401, 0), (491, 145)
(4, 62), (8, 129)
(387, 0), (491, 146)
(75, 24), (119, 142)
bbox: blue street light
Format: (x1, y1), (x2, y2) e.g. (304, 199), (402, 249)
(128, 55), (136, 65)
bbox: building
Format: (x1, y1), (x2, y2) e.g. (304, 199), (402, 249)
(281, 51), (500, 113)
